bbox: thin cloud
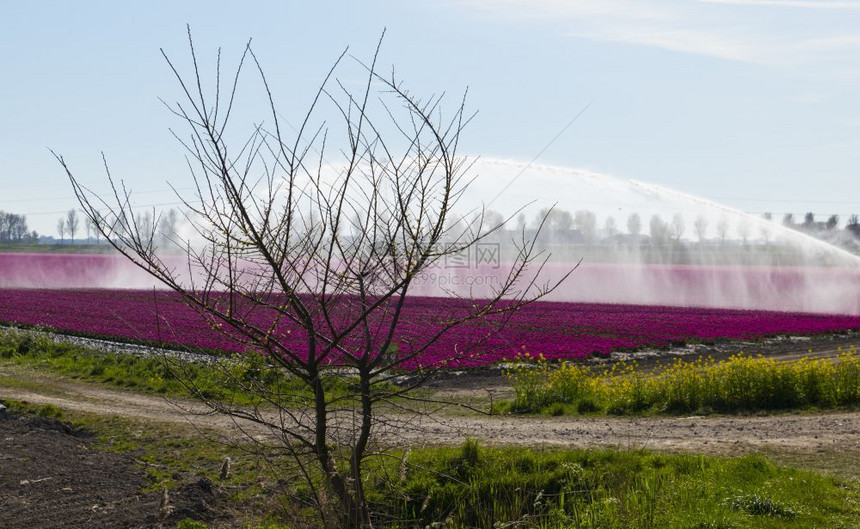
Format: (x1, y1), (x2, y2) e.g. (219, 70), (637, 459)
(568, 28), (767, 63)
(700, 0), (860, 9)
(453, 0), (860, 68)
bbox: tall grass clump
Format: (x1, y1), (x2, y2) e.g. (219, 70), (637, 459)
(369, 441), (859, 528)
(505, 348), (860, 415)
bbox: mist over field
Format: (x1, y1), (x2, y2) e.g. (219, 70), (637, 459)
(4, 161), (859, 315)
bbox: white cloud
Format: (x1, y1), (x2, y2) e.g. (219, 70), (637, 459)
(448, 0), (672, 20)
(452, 0), (860, 68)
(700, 0), (860, 9)
(568, 27), (767, 63)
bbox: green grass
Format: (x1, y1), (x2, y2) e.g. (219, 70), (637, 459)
(0, 327), (371, 408)
(0, 243), (114, 253)
(502, 350), (860, 416)
(5, 400), (859, 528)
(372, 441), (860, 528)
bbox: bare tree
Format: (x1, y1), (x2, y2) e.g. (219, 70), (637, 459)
(159, 208), (180, 247)
(66, 209), (79, 244)
(759, 215), (772, 245)
(93, 211), (104, 243)
(848, 214), (860, 238)
(737, 218), (751, 245)
(84, 215), (94, 242)
(626, 212), (641, 237)
(649, 214), (668, 246)
(693, 215), (708, 243)
(135, 211), (154, 242)
(538, 207), (573, 233)
(716, 216), (729, 245)
(515, 212), (526, 234)
(480, 209), (506, 233)
(602, 216), (618, 239)
(803, 211), (816, 231)
(57, 31), (564, 528)
(56, 217), (66, 245)
(574, 210), (597, 244)
(0, 211), (29, 243)
(670, 213), (685, 242)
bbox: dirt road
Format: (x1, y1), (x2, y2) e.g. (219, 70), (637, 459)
(2, 366), (859, 458)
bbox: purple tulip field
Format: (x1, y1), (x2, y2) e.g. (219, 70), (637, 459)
(2, 252), (860, 367)
(1, 287), (859, 367)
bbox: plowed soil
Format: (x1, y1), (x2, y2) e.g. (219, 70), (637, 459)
(0, 410), (224, 529)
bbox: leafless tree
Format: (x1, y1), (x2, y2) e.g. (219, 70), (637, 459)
(716, 216), (729, 245)
(848, 214), (860, 238)
(135, 211), (153, 241)
(649, 214), (668, 246)
(803, 211), (816, 231)
(538, 207), (573, 233)
(574, 210), (597, 244)
(670, 213), (685, 242)
(693, 215), (708, 243)
(602, 216), (618, 239)
(479, 209), (506, 234)
(84, 215), (94, 242)
(56, 31), (564, 528)
(737, 218), (751, 245)
(56, 217), (65, 245)
(516, 212), (526, 233)
(159, 208), (180, 247)
(0, 211), (29, 243)
(66, 209), (79, 244)
(759, 213), (773, 245)
(626, 212), (641, 238)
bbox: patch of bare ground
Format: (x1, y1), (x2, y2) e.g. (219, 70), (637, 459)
(0, 409), (226, 529)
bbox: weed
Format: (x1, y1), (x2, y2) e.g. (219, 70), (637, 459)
(505, 349), (860, 415)
(724, 493), (798, 519)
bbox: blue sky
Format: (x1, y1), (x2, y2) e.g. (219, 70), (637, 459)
(2, 0), (860, 235)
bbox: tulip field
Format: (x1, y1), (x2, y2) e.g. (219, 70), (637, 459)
(1, 287), (859, 367)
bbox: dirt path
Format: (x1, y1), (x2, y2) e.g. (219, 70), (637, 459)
(2, 367), (859, 459)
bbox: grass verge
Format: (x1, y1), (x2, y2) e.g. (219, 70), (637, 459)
(0, 326), (375, 407)
(3, 400), (859, 528)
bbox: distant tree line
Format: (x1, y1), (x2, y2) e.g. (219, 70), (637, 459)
(56, 208), (181, 246)
(779, 211), (860, 237)
(0, 211), (37, 243)
(467, 207), (860, 251)
(44, 204), (860, 251)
